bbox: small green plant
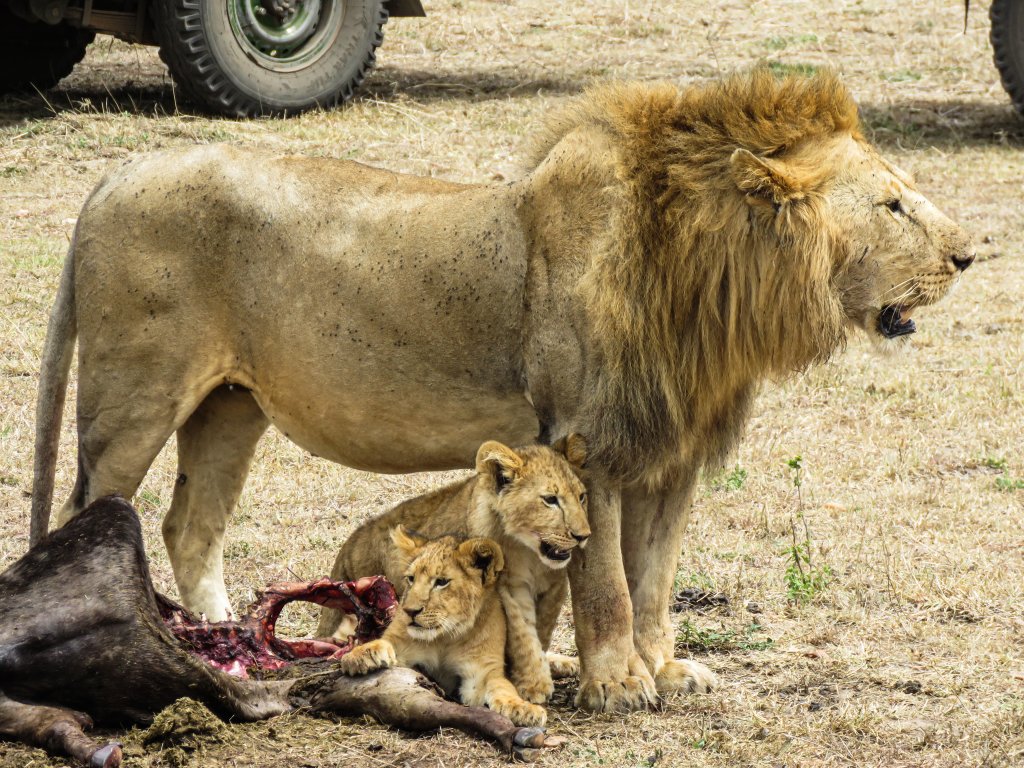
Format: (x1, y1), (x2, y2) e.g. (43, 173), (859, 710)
(786, 455), (803, 488)
(996, 476), (1024, 492)
(783, 538), (834, 603)
(761, 33), (818, 50)
(711, 464), (747, 491)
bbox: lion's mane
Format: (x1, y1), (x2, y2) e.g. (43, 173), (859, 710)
(528, 70), (862, 486)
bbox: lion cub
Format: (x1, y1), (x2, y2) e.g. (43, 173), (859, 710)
(318, 436), (590, 703)
(339, 530), (547, 727)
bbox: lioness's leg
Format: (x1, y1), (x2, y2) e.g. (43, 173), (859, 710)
(568, 480), (656, 712)
(621, 482), (717, 695)
(163, 386), (268, 620)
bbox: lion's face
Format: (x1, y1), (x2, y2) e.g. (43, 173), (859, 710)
(475, 436), (590, 570)
(391, 529), (503, 642)
(822, 136), (974, 345)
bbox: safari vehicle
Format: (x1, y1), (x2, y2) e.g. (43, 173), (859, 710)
(0, 0), (424, 116)
(991, 0), (1024, 114)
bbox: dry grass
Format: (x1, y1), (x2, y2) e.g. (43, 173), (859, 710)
(2, 1), (1023, 766)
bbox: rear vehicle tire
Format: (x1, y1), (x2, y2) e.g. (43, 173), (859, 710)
(991, 0), (1024, 115)
(153, 0), (388, 117)
(0, 7), (94, 95)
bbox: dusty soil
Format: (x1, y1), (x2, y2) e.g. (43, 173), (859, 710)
(2, 1), (1022, 766)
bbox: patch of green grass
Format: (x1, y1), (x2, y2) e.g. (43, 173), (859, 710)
(996, 476), (1024, 492)
(0, 475), (17, 487)
(983, 456), (1008, 471)
(766, 61), (820, 78)
(1, 237), (65, 274)
(762, 33), (818, 51)
(882, 68), (922, 83)
(136, 489), (162, 510)
(677, 619), (774, 653)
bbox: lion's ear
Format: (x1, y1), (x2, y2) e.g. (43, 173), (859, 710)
(456, 537), (505, 586)
(730, 148), (806, 208)
(475, 441), (524, 493)
(551, 433), (588, 469)
(391, 525), (428, 560)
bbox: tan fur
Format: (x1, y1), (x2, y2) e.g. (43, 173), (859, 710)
(338, 533), (546, 727)
(319, 437), (589, 703)
(33, 69), (971, 712)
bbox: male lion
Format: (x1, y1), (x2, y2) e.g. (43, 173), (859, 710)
(32, 69), (973, 713)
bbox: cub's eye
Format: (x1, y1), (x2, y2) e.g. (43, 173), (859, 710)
(579, 492), (587, 505)
(885, 199), (902, 214)
(542, 494), (559, 507)
(434, 578), (450, 588)
(405, 575), (414, 585)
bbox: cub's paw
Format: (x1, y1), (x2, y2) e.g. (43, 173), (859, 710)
(491, 696), (548, 728)
(655, 659), (717, 695)
(513, 669), (555, 704)
(546, 652), (580, 679)
(339, 641), (396, 676)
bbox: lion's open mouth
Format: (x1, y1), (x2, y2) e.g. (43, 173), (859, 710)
(878, 305), (916, 339)
(540, 541), (572, 562)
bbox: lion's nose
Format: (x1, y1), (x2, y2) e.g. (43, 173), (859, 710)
(404, 606), (423, 620)
(951, 252), (975, 271)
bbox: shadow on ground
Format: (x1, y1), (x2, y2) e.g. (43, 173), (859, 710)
(0, 66), (583, 127)
(860, 99), (1024, 149)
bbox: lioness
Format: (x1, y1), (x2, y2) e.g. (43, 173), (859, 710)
(32, 69), (972, 712)
(339, 530), (547, 728)
(318, 435), (590, 703)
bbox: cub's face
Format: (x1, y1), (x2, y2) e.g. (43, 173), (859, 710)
(391, 530), (504, 642)
(476, 436), (591, 570)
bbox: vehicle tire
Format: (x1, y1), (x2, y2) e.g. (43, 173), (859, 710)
(0, 7), (94, 95)
(153, 0), (388, 117)
(991, 0), (1024, 115)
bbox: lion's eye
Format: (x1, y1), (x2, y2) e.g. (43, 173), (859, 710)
(542, 494), (559, 507)
(405, 575), (414, 585)
(579, 492), (587, 505)
(434, 578), (450, 588)
(886, 198), (902, 214)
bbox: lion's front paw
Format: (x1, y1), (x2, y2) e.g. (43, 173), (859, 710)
(546, 652), (580, 679)
(574, 657), (656, 713)
(339, 640), (396, 676)
(655, 659), (717, 695)
(491, 696), (548, 727)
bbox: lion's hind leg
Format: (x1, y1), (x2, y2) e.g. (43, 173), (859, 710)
(163, 385), (269, 621)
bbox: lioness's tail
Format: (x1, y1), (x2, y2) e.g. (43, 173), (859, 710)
(30, 248), (77, 545)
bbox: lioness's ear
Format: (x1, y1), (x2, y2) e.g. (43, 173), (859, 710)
(457, 537), (505, 586)
(391, 525), (428, 560)
(730, 148), (805, 208)
(475, 441), (524, 493)
(551, 433), (588, 469)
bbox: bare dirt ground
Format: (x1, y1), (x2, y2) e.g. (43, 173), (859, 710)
(2, 1), (1023, 766)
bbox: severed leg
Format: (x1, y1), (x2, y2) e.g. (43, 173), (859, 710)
(306, 667), (564, 761)
(0, 692), (122, 768)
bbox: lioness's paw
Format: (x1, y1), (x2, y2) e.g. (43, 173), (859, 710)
(655, 659), (717, 695)
(491, 696), (547, 727)
(339, 641), (396, 676)
(546, 652), (580, 679)
(575, 672), (656, 713)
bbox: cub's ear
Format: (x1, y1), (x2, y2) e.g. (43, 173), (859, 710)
(390, 525), (428, 561)
(730, 148), (806, 208)
(456, 537), (505, 586)
(475, 441), (524, 493)
(551, 433), (587, 469)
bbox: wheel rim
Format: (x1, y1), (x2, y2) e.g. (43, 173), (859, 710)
(228, 0), (343, 71)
